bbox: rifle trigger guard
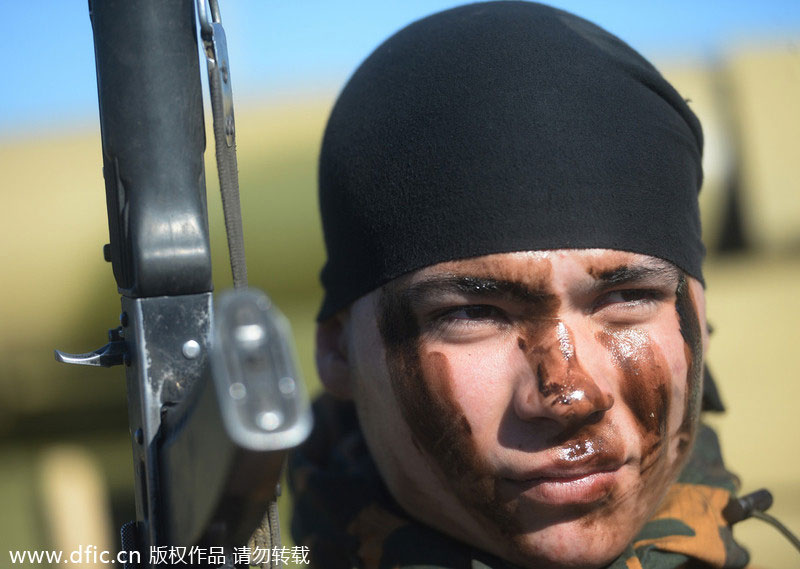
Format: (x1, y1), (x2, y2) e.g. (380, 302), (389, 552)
(54, 326), (127, 367)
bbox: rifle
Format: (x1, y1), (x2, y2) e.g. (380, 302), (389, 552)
(55, 0), (312, 565)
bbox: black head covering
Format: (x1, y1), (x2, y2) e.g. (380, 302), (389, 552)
(317, 0), (704, 321)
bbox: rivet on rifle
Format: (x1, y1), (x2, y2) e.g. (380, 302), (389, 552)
(278, 377), (296, 395)
(182, 340), (201, 359)
(257, 411), (283, 432)
(229, 382), (246, 399)
(134, 428), (144, 445)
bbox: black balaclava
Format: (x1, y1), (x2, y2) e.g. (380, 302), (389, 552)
(317, 0), (704, 321)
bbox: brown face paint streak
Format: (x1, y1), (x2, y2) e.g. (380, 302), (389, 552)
(460, 416), (472, 436)
(416, 353), (476, 476)
(597, 329), (671, 474)
(579, 272), (702, 533)
(585, 328), (676, 532)
(587, 265), (629, 282)
(515, 290), (566, 407)
(447, 257), (599, 422)
(433, 254), (553, 290)
(637, 383), (670, 476)
(522, 320), (613, 424)
(535, 346), (585, 408)
(536, 363), (557, 398)
(377, 281), (519, 536)
(675, 275), (703, 452)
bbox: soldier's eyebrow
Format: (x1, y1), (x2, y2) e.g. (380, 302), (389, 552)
(589, 260), (681, 291)
(402, 275), (551, 306)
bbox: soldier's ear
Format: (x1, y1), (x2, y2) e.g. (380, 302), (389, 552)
(315, 313), (353, 399)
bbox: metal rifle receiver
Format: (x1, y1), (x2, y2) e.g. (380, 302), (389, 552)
(158, 288), (312, 549)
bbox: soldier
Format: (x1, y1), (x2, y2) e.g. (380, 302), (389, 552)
(290, 2), (749, 568)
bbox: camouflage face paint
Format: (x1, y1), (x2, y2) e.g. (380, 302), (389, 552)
(674, 274), (703, 451)
(375, 256), (619, 539)
(596, 272), (703, 482)
(519, 320), (614, 423)
(597, 328), (671, 476)
(377, 281), (518, 534)
(374, 255), (704, 558)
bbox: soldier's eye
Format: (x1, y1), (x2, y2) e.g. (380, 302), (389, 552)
(593, 289), (664, 318)
(442, 305), (506, 321)
(425, 304), (511, 338)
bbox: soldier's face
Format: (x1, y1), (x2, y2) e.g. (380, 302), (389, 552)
(334, 249), (706, 569)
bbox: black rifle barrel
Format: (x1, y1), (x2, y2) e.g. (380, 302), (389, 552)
(90, 0), (212, 298)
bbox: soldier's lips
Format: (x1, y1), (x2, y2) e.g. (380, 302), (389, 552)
(500, 446), (627, 505)
(502, 467), (622, 505)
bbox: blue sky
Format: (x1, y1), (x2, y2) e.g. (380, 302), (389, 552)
(3, 1), (799, 134)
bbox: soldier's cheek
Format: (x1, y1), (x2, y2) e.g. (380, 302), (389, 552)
(597, 327), (674, 483)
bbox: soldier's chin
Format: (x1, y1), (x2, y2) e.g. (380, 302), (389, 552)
(494, 517), (637, 569)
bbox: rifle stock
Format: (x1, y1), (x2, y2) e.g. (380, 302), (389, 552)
(90, 0), (211, 298)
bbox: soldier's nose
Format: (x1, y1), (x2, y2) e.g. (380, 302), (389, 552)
(514, 321), (614, 427)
